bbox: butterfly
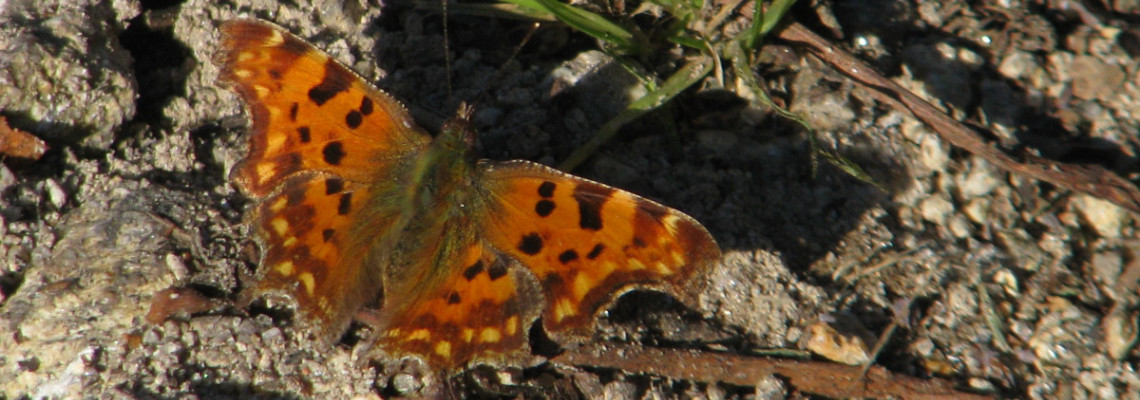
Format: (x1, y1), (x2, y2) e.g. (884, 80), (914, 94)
(216, 18), (721, 373)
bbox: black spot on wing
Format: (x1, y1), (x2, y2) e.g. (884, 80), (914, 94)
(558, 250), (578, 264)
(463, 261), (484, 281)
(337, 192), (352, 215)
(346, 110), (363, 129)
(587, 244), (604, 259)
(307, 59), (350, 106)
(289, 102), (299, 121)
(323, 141), (345, 165)
(535, 200), (555, 217)
(297, 126), (311, 143)
(360, 97), (373, 115)
(322, 229), (334, 241)
(487, 262), (508, 281)
(447, 292), (461, 304)
(573, 184), (613, 231)
(538, 181), (556, 198)
(518, 233), (543, 255)
(325, 177), (344, 195)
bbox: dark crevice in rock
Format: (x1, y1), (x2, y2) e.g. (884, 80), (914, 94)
(118, 4), (190, 132)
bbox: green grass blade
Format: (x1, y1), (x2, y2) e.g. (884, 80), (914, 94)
(649, 0), (703, 22)
(500, 0), (642, 53)
(743, 0), (798, 49)
(758, 0), (797, 36)
(416, 1), (559, 22)
(727, 41), (881, 189)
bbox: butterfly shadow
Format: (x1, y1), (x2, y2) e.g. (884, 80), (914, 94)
(362, 8), (906, 371)
(372, 13), (901, 274)
(128, 375), (308, 400)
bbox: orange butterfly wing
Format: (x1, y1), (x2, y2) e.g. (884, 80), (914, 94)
(480, 160), (721, 338)
(218, 20), (430, 342)
(365, 158), (721, 369)
(369, 241), (543, 369)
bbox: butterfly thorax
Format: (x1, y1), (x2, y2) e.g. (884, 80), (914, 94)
(404, 109), (479, 220)
(381, 111), (483, 305)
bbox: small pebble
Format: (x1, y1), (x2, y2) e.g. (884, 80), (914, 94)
(43, 179), (67, 209)
(1072, 195), (1126, 238)
(802, 321), (871, 366)
(919, 195), (954, 224)
(390, 372), (423, 395)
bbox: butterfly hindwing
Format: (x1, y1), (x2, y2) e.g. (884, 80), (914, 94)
(247, 173), (391, 341)
(372, 241), (542, 370)
(479, 160), (721, 337)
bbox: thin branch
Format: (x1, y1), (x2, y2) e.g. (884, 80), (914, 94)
(775, 22), (1140, 214)
(554, 343), (993, 399)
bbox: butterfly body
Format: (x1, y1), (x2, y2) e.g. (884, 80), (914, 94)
(218, 19), (720, 373)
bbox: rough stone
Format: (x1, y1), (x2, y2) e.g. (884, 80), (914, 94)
(1070, 55), (1127, 101)
(1072, 194), (1128, 238)
(0, 0), (140, 149)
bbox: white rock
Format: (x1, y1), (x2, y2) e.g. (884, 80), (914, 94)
(963, 198), (990, 224)
(802, 322), (870, 366)
(918, 134), (949, 173)
(43, 179), (67, 209)
(1090, 251), (1122, 286)
(919, 195), (955, 224)
(948, 214), (972, 238)
(960, 161), (1000, 199)
(1072, 195), (1127, 238)
(0, 165), (15, 191)
(165, 253), (189, 281)
(993, 269), (1020, 296)
(998, 50), (1038, 80)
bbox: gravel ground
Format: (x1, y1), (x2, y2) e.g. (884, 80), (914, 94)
(2, 0), (1139, 398)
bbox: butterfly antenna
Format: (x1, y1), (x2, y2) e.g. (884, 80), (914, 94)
(471, 22), (540, 107)
(442, 0), (454, 101)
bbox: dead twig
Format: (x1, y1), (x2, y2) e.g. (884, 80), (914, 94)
(146, 287), (227, 324)
(0, 115), (48, 161)
(775, 22), (1140, 214)
(554, 343), (992, 399)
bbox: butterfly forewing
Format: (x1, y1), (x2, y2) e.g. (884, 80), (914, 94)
(479, 160), (721, 337)
(219, 20), (430, 197)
